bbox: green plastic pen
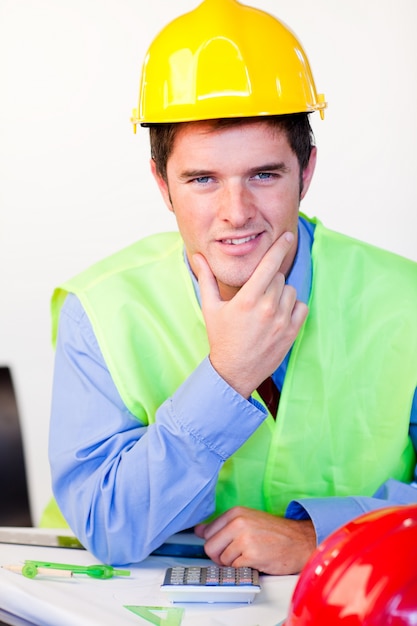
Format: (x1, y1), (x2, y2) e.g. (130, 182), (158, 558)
(3, 560), (131, 580)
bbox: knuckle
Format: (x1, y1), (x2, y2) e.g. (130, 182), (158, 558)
(284, 283), (296, 299)
(260, 299), (276, 319)
(240, 294), (257, 312)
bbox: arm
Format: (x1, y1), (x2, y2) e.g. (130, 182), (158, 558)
(195, 465), (417, 576)
(286, 482), (417, 546)
(192, 230), (417, 573)
(51, 232), (306, 567)
(196, 408), (417, 575)
(49, 294), (266, 565)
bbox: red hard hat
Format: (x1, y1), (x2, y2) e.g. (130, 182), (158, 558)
(284, 504), (417, 625)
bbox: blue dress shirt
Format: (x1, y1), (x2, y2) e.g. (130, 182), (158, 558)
(49, 216), (417, 563)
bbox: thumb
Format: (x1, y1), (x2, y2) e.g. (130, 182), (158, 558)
(192, 253), (221, 310)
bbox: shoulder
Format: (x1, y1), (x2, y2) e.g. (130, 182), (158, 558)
(315, 221), (417, 276)
(62, 231), (183, 291)
(57, 293), (103, 357)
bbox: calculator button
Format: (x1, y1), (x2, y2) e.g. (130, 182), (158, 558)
(220, 568), (236, 585)
(236, 567), (254, 584)
(205, 566), (220, 585)
(161, 565), (261, 603)
(185, 567), (202, 584)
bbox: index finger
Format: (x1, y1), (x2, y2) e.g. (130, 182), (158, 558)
(191, 252), (222, 310)
(239, 231), (296, 296)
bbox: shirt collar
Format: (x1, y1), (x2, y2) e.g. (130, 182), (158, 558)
(287, 215), (314, 304)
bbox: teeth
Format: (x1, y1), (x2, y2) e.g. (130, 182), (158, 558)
(223, 235), (257, 245)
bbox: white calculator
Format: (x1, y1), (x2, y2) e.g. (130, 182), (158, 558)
(161, 565), (261, 603)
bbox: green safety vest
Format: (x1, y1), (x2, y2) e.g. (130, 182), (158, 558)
(42, 219), (417, 528)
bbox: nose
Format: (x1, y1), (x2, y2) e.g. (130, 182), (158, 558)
(218, 182), (256, 227)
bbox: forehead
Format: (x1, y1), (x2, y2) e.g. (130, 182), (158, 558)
(170, 119), (291, 159)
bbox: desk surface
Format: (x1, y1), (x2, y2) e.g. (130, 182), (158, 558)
(0, 531), (297, 626)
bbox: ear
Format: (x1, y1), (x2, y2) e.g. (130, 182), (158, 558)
(300, 146), (317, 200)
(150, 158), (174, 212)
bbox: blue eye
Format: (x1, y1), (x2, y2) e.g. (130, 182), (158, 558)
(194, 176), (211, 184)
(255, 172), (273, 180)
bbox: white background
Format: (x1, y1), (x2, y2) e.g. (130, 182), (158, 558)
(1, 0), (416, 524)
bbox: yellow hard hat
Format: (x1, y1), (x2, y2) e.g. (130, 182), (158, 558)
(131, 0), (326, 130)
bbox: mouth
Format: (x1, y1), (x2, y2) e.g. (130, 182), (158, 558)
(220, 234), (259, 245)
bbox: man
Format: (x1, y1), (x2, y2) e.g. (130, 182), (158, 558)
(44, 0), (417, 573)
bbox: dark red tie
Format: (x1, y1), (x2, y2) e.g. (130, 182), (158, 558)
(257, 376), (280, 418)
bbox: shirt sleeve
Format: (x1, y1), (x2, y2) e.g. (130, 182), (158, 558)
(286, 388), (417, 544)
(49, 294), (266, 565)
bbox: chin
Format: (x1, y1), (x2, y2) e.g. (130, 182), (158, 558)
(217, 270), (255, 291)
(209, 257), (260, 292)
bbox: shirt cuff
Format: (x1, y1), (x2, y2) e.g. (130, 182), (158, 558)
(285, 496), (399, 545)
(170, 357), (266, 461)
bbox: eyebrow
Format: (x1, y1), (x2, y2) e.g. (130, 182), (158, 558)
(178, 162), (290, 181)
(246, 162), (290, 176)
(178, 169), (215, 181)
